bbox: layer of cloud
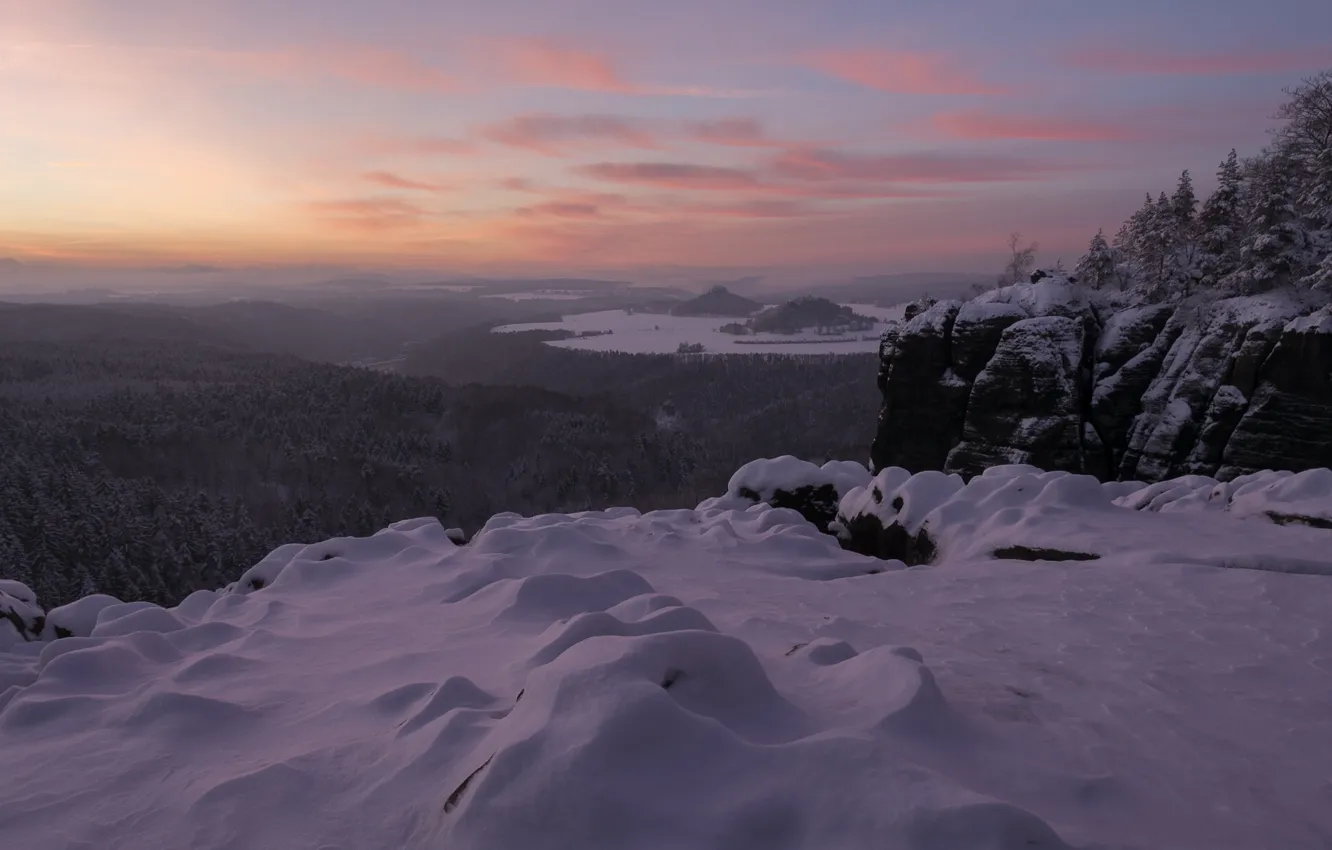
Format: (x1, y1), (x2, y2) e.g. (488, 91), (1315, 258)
(303, 197), (431, 231)
(356, 135), (477, 158)
(1065, 46), (1332, 76)
(481, 114), (663, 155)
(484, 37), (631, 92)
(929, 111), (1130, 142)
(575, 162), (760, 190)
(768, 147), (1061, 184)
(478, 113), (786, 156)
(361, 171), (448, 192)
(802, 49), (1004, 95)
(217, 46), (458, 92)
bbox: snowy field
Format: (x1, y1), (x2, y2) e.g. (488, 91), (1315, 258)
(2, 464), (1331, 849)
(494, 303), (907, 354)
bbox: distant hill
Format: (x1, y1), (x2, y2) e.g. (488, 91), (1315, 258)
(670, 286), (763, 317)
(750, 297), (877, 334)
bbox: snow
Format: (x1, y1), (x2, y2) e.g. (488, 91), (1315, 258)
(956, 300), (1029, 325)
(972, 274), (1087, 319)
(494, 303), (906, 355)
(2, 468), (1332, 848)
(43, 593), (123, 639)
(1288, 304), (1332, 334)
(701, 456), (872, 511)
(1116, 467), (1332, 525)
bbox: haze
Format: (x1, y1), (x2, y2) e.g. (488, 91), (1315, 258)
(3, 0), (1331, 288)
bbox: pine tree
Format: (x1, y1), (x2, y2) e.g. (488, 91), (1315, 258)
(1227, 155), (1313, 293)
(1113, 193), (1157, 288)
(1198, 150), (1243, 288)
(1171, 169), (1198, 231)
(1074, 229), (1117, 290)
(1305, 252), (1332, 293)
(1300, 145), (1332, 289)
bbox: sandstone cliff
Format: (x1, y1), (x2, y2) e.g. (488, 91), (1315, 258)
(870, 272), (1332, 482)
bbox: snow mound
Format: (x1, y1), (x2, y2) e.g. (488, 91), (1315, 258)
(698, 456), (872, 531)
(0, 511), (1086, 850)
(839, 464), (1332, 571)
(1116, 467), (1332, 527)
(705, 456), (872, 507)
(5, 490), (1332, 848)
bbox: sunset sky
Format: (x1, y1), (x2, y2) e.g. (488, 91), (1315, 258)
(3, 0), (1332, 280)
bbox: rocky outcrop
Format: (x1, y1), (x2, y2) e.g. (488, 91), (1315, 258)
(1219, 308), (1332, 477)
(873, 301), (968, 473)
(870, 273), (1332, 483)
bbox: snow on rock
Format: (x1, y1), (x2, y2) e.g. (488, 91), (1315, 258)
(1116, 467), (1332, 527)
(4, 499), (1332, 847)
(698, 456), (872, 532)
(0, 583), (44, 646)
(42, 593), (123, 639)
(874, 284), (1332, 483)
(839, 463), (1332, 573)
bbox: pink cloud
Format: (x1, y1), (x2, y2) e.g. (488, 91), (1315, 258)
(481, 114), (662, 156)
(216, 46), (458, 93)
(515, 201), (607, 219)
(930, 111), (1131, 142)
(478, 114), (789, 156)
(359, 135), (477, 158)
(802, 49), (1005, 95)
(1065, 46), (1332, 76)
(361, 171), (448, 192)
(488, 38), (631, 92)
(304, 197), (430, 231)
(768, 147), (1060, 184)
(574, 162), (761, 191)
(686, 118), (779, 147)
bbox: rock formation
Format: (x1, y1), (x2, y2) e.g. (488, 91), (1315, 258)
(870, 272), (1332, 482)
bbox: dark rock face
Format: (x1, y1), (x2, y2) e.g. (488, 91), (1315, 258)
(872, 301), (968, 473)
(837, 513), (937, 565)
(739, 483), (842, 533)
(1220, 310), (1332, 478)
(946, 316), (1088, 474)
(871, 276), (1332, 483)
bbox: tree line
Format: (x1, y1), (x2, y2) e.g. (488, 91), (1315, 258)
(1071, 70), (1332, 299)
(2, 334), (879, 609)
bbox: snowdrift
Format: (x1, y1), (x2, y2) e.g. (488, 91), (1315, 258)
(2, 466), (1332, 849)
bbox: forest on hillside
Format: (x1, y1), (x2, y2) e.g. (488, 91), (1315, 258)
(1, 334), (878, 608)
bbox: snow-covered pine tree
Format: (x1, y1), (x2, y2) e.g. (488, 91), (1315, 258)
(1170, 171), (1201, 296)
(1197, 150), (1243, 288)
(1074, 229), (1117, 289)
(1172, 169), (1198, 230)
(1300, 145), (1332, 288)
(1131, 192), (1178, 300)
(1226, 154), (1313, 294)
(1113, 193), (1156, 288)
(1305, 252), (1332, 292)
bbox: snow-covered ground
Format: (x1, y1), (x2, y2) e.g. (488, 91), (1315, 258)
(2, 464), (1331, 849)
(493, 303), (907, 354)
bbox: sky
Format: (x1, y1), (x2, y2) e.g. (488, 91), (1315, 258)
(2, 0), (1332, 283)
